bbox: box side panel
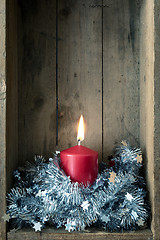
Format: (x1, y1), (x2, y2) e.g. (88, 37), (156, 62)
(140, 0), (155, 237)
(154, 0), (160, 239)
(0, 0), (6, 239)
(6, 0), (18, 191)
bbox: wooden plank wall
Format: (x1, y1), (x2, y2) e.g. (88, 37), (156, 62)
(58, 0), (102, 158)
(1, 0), (158, 239)
(18, 0), (56, 165)
(58, 0), (140, 160)
(18, 0), (141, 164)
(103, 1), (140, 158)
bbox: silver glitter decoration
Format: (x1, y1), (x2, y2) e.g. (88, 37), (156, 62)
(126, 193), (134, 202)
(2, 213), (10, 222)
(6, 142), (150, 232)
(33, 222), (42, 232)
(81, 201), (90, 211)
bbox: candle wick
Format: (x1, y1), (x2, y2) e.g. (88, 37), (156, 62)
(78, 139), (81, 146)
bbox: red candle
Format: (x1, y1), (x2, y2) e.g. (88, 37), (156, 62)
(60, 145), (98, 186)
(60, 115), (98, 186)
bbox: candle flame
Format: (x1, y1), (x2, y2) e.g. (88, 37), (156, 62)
(77, 115), (84, 142)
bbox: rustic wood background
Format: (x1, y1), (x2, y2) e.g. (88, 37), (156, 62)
(18, 0), (140, 165)
(18, 0), (56, 164)
(7, 228), (153, 240)
(0, 1), (7, 239)
(0, 0), (160, 239)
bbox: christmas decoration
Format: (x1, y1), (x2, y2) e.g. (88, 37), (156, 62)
(136, 154), (143, 164)
(33, 222), (43, 232)
(4, 142), (150, 232)
(2, 213), (10, 222)
(108, 171), (116, 183)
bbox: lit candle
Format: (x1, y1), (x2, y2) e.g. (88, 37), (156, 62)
(60, 115), (98, 186)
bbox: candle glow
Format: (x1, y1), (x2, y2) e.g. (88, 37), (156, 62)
(60, 114), (98, 186)
(77, 115), (84, 142)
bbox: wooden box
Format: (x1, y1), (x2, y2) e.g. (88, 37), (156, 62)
(0, 0), (160, 239)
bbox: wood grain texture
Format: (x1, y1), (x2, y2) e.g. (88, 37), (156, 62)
(7, 228), (153, 240)
(2, 0), (160, 239)
(58, 0), (102, 160)
(139, 0), (154, 237)
(0, 0), (6, 239)
(103, 1), (140, 158)
(6, 0), (18, 191)
(153, 1), (160, 239)
(18, 0), (56, 164)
